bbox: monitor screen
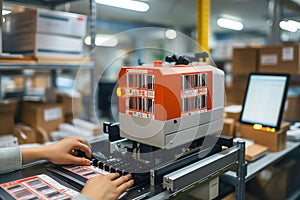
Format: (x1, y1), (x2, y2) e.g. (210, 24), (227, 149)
(239, 73), (290, 131)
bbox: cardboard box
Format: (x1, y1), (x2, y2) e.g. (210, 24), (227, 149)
(56, 93), (82, 115)
(65, 114), (75, 124)
(3, 32), (83, 58)
(224, 105), (242, 121)
(225, 75), (248, 105)
(21, 101), (64, 141)
(0, 103), (16, 135)
(3, 8), (87, 38)
(259, 44), (300, 74)
(32, 76), (49, 88)
(14, 76), (24, 88)
(187, 177), (219, 200)
(14, 76), (49, 89)
(245, 143), (268, 162)
(14, 124), (37, 144)
(232, 47), (259, 75)
(283, 96), (300, 121)
(239, 122), (289, 152)
(221, 118), (235, 137)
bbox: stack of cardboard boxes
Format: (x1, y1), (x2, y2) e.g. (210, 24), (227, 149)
(3, 8), (87, 59)
(0, 92), (84, 145)
(21, 101), (64, 143)
(228, 43), (300, 121)
(0, 102), (18, 147)
(226, 47), (260, 105)
(258, 44), (300, 121)
(56, 92), (83, 123)
(258, 44), (300, 74)
(223, 44), (300, 160)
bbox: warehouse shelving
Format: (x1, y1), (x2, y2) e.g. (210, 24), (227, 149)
(0, 0), (97, 120)
(0, 62), (94, 70)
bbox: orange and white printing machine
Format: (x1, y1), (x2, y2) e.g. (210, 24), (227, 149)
(93, 53), (247, 199)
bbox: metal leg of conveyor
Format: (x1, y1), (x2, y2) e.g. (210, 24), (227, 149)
(235, 140), (246, 200)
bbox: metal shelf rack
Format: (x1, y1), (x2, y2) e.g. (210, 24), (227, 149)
(148, 140), (247, 200)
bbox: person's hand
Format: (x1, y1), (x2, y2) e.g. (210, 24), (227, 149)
(81, 173), (134, 200)
(43, 136), (92, 165)
(22, 136), (92, 165)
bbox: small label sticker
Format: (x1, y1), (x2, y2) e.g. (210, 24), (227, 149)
(261, 54), (278, 65)
(44, 107), (62, 121)
(126, 69), (148, 73)
(282, 47), (294, 61)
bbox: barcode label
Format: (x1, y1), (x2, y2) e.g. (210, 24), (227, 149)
(63, 166), (109, 179)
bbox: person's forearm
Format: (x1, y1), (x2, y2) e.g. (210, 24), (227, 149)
(21, 146), (49, 164)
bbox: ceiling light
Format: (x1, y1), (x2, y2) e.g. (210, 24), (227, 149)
(165, 29), (177, 39)
(287, 20), (300, 29)
(217, 18), (244, 31)
(95, 0), (149, 12)
(2, 9), (11, 15)
(84, 35), (118, 47)
(279, 21), (297, 32)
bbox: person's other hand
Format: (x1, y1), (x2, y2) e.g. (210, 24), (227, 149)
(44, 136), (91, 165)
(81, 173), (134, 200)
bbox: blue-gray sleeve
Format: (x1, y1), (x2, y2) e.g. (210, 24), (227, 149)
(72, 194), (92, 200)
(0, 147), (22, 174)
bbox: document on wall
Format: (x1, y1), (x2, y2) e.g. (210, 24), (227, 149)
(0, 174), (79, 200)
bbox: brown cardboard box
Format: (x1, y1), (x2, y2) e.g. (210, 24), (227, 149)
(14, 124), (36, 144)
(258, 45), (281, 73)
(225, 75), (248, 105)
(32, 76), (49, 88)
(221, 118), (235, 137)
(14, 76), (24, 88)
(239, 122), (289, 152)
(245, 143), (268, 162)
(0, 103), (16, 135)
(232, 47), (259, 75)
(224, 105), (242, 121)
(259, 44), (300, 74)
(65, 114), (74, 124)
(280, 44), (300, 74)
(56, 93), (82, 115)
(14, 76), (49, 89)
(21, 101), (64, 141)
(283, 96), (300, 121)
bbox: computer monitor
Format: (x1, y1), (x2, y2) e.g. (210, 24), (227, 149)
(239, 73), (290, 131)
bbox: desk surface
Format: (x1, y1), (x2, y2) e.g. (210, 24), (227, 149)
(222, 141), (300, 184)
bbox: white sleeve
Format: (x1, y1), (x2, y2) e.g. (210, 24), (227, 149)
(0, 147), (22, 174)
